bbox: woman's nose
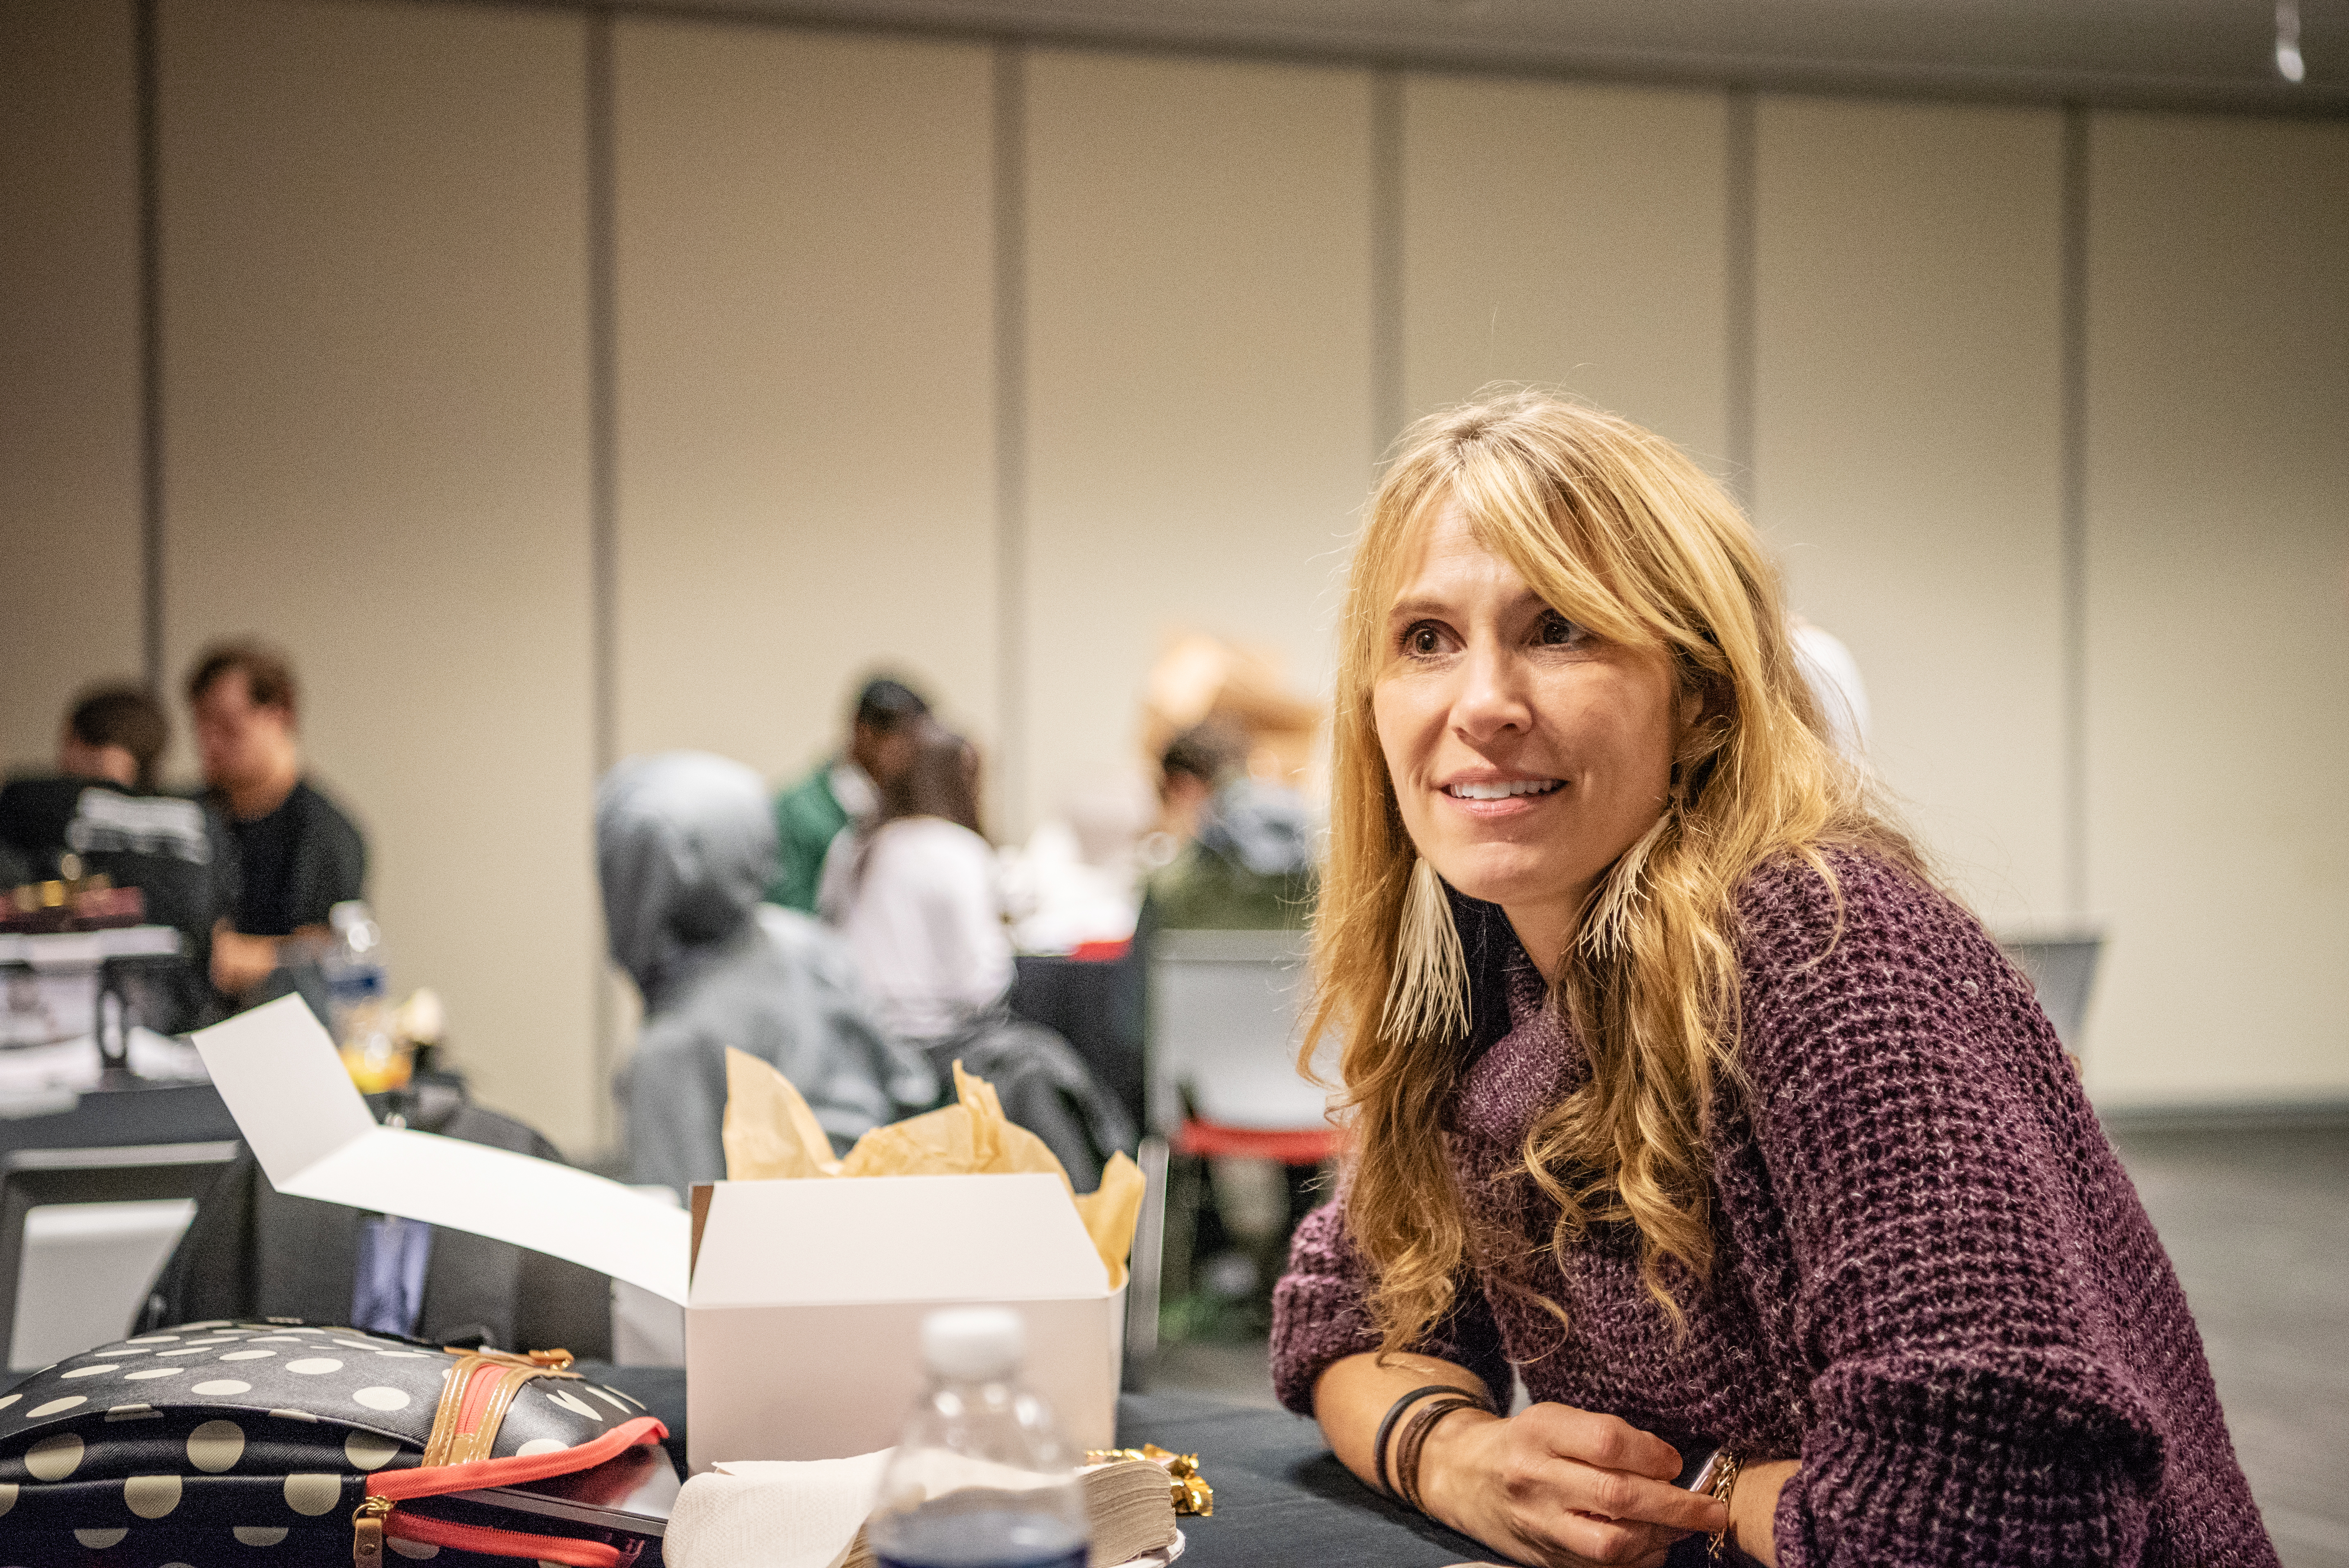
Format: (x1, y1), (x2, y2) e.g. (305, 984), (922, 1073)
(1453, 640), (1532, 740)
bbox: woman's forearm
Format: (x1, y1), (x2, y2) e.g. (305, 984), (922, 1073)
(1311, 1348), (1498, 1496)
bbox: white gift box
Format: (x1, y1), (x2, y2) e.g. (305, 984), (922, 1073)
(685, 1171), (1123, 1471)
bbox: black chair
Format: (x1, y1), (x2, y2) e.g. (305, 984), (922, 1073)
(1008, 938), (1151, 1138)
(0, 1140), (239, 1374)
(1995, 924), (2106, 1056)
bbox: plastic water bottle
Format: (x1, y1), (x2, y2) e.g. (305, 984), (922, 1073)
(322, 900), (411, 1091)
(321, 900), (388, 1041)
(866, 1308), (1091, 1568)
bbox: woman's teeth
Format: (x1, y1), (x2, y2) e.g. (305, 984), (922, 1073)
(1445, 779), (1562, 800)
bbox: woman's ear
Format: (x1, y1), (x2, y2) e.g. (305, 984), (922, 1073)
(1673, 666), (1733, 772)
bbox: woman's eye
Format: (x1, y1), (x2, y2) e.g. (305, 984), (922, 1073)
(1406, 623), (1444, 657)
(1537, 612), (1582, 647)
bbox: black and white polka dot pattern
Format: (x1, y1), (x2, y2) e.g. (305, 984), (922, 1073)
(0, 1321), (656, 1564)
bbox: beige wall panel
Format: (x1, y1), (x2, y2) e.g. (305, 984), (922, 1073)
(2085, 115), (2349, 1104)
(614, 22), (997, 789)
(1025, 50), (1374, 832)
(0, 0), (143, 772)
(1401, 75), (1729, 464)
(159, 0), (598, 1149)
(1755, 97), (2067, 927)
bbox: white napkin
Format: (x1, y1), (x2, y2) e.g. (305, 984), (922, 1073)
(664, 1450), (893, 1568)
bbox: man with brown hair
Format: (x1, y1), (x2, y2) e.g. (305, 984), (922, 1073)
(186, 639), (367, 1001)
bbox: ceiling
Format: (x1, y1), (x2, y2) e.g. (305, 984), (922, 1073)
(620, 0), (2348, 112)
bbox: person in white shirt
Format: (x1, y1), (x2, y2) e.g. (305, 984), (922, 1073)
(818, 725), (1010, 1042)
(818, 725), (1136, 1188)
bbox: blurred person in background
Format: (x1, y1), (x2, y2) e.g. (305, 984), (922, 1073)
(0, 684), (229, 1028)
(1001, 769), (1155, 955)
(819, 723), (1004, 1039)
(1146, 719), (1318, 931)
(821, 725), (1131, 1188)
(186, 639), (367, 1004)
(1151, 716), (1248, 850)
(768, 675), (931, 913)
(1790, 614), (1871, 761)
(600, 750), (932, 1198)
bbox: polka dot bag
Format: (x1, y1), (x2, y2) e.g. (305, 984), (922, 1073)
(0, 1320), (668, 1566)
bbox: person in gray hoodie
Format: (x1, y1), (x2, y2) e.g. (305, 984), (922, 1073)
(600, 750), (934, 1197)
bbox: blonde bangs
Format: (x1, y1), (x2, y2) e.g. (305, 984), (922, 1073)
(1309, 389), (1924, 1355)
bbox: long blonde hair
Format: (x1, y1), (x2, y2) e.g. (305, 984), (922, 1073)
(1311, 390), (1921, 1349)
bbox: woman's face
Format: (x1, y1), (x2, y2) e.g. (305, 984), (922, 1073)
(1370, 500), (1684, 968)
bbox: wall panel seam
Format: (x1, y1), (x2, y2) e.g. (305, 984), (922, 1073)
(137, 0), (165, 693)
(993, 41), (1029, 836)
(2059, 102), (2090, 916)
(1724, 87), (1757, 507)
(1369, 68), (1403, 458)
(588, 8), (619, 1149)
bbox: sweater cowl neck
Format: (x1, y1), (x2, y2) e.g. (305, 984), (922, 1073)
(1446, 901), (1585, 1152)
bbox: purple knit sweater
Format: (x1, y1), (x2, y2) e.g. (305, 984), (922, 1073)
(1271, 852), (2276, 1567)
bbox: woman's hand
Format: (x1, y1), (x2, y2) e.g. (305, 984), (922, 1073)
(1313, 1352), (1727, 1567)
(1416, 1401), (1728, 1568)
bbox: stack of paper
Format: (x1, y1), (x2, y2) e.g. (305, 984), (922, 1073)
(841, 1458), (1180, 1568)
(667, 1453), (1179, 1568)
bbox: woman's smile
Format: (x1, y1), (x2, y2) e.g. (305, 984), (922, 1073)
(1439, 772), (1564, 804)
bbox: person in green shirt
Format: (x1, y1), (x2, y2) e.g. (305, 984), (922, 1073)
(1145, 720), (1317, 931)
(768, 676), (931, 912)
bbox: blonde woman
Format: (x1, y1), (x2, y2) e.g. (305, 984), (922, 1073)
(1270, 392), (2273, 1568)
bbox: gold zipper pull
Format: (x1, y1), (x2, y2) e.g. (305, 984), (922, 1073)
(353, 1495), (392, 1565)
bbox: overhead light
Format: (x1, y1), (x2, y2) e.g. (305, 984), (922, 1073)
(2276, 0), (2306, 82)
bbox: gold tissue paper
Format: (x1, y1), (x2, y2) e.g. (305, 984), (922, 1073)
(721, 1047), (1145, 1290)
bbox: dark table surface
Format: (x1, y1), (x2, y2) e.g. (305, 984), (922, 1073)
(0, 1079), (238, 1155)
(591, 1369), (1495, 1567)
(1117, 1390), (1494, 1567)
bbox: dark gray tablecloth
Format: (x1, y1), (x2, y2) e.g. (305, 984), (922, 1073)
(584, 1372), (1497, 1566)
(0, 1080), (238, 1154)
(1117, 1390), (1493, 1567)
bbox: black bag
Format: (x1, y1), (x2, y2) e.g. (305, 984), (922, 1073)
(923, 1011), (1136, 1193)
(0, 1319), (667, 1565)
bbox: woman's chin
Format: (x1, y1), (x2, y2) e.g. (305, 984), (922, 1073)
(1427, 848), (1577, 912)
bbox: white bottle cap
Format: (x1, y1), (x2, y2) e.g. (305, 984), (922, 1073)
(921, 1307), (1024, 1382)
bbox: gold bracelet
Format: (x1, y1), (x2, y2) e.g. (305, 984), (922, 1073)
(1706, 1450), (1743, 1565)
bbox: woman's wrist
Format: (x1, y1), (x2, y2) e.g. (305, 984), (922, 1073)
(1723, 1457), (1798, 1567)
(1409, 1405), (1502, 1531)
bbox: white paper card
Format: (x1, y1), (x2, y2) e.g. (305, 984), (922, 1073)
(193, 995), (691, 1303)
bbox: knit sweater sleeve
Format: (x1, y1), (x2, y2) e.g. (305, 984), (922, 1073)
(1736, 857), (2165, 1568)
(1269, 1197), (1510, 1417)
